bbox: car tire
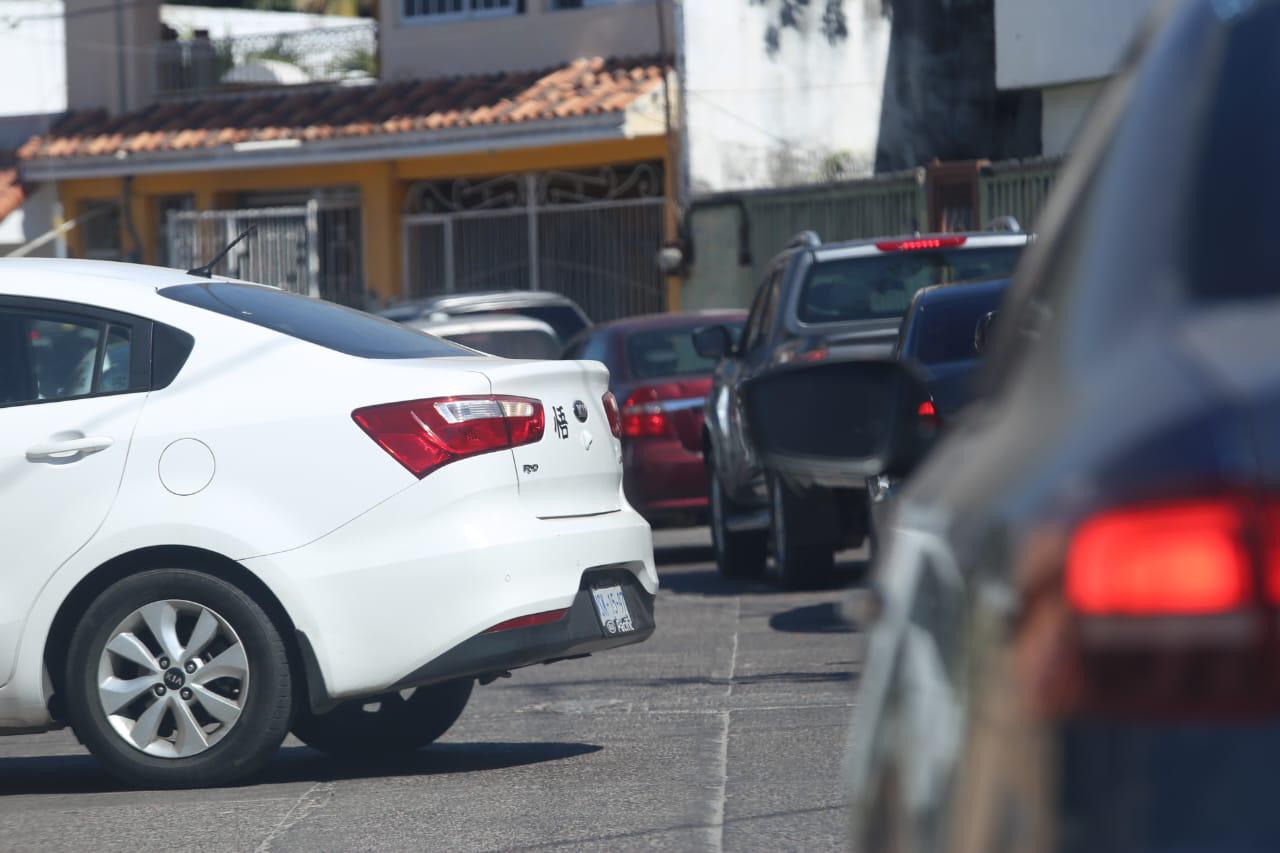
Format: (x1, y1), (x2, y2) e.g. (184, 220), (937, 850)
(64, 569), (293, 788)
(291, 679), (474, 758)
(770, 473), (836, 589)
(708, 459), (767, 579)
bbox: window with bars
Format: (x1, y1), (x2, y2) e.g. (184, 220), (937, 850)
(402, 0), (519, 20)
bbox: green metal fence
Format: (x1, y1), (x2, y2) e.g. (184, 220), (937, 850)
(978, 157), (1064, 231)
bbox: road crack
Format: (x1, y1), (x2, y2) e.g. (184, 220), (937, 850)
(255, 780), (335, 853)
(708, 595), (740, 853)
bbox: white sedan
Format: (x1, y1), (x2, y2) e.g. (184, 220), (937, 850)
(0, 259), (656, 787)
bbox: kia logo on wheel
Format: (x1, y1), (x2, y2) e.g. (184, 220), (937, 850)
(163, 669), (186, 690)
(573, 400), (588, 422)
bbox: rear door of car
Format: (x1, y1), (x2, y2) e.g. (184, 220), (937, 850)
(0, 297), (153, 687)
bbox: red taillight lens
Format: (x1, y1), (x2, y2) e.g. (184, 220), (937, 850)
(1066, 501), (1254, 616)
(875, 236), (968, 252)
(602, 391), (622, 438)
(621, 381), (707, 439)
(352, 395), (544, 478)
(484, 608), (569, 633)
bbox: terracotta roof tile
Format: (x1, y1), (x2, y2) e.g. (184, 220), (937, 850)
(0, 158), (28, 225)
(17, 55), (668, 165)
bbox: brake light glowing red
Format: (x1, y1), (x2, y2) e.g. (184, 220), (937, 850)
(352, 395), (544, 478)
(484, 608), (569, 633)
(1066, 501), (1254, 616)
(875, 236), (968, 252)
(602, 391), (622, 439)
(917, 400), (937, 418)
(621, 380), (708, 439)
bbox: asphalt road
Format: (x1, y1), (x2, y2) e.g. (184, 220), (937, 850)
(0, 527), (865, 852)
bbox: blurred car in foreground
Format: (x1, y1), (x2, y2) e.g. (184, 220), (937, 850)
(408, 313), (561, 360)
(564, 311), (746, 525)
(0, 264), (655, 788)
(747, 0), (1280, 848)
(695, 229), (1027, 587)
(380, 290), (591, 344)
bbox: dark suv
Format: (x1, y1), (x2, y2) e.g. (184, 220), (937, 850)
(694, 230), (1028, 586)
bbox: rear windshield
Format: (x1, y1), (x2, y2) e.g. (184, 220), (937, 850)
(798, 247), (1022, 324)
(161, 283), (472, 359)
(627, 322), (744, 380)
(474, 305), (587, 343)
(910, 286), (1007, 365)
(443, 329), (562, 360)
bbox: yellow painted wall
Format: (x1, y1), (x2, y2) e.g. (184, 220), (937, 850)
(56, 135), (673, 305)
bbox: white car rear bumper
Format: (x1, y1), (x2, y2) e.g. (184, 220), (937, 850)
(244, 454), (657, 702)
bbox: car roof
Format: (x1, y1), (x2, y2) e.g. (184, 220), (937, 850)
(911, 277), (1013, 307)
(407, 313), (557, 336)
(0, 258), (268, 315)
(420, 290), (582, 309)
(588, 309), (747, 335)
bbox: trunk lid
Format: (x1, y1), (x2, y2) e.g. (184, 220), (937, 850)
(479, 359), (622, 518)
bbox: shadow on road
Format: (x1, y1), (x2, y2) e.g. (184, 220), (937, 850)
(658, 557), (870, 598)
(768, 602), (857, 634)
(654, 541), (714, 566)
(0, 741), (601, 797)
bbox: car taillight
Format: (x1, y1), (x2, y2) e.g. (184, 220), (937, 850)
(621, 381), (707, 439)
(1066, 501), (1253, 616)
(602, 391), (622, 438)
(352, 395), (544, 478)
(1030, 494), (1280, 719)
(875, 236), (968, 252)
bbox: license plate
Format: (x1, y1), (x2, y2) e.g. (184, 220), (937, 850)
(590, 584), (635, 635)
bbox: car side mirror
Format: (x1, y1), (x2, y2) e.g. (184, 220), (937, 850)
(692, 324), (734, 360)
(742, 359), (938, 481)
(974, 310), (998, 355)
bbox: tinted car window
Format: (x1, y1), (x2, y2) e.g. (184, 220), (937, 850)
(444, 329), (562, 360)
(627, 322), (745, 380)
(0, 311), (136, 405)
(911, 286), (1007, 365)
(798, 247), (1022, 324)
(477, 305), (586, 343)
(161, 283), (472, 359)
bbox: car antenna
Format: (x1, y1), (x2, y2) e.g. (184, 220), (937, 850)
(186, 226), (257, 279)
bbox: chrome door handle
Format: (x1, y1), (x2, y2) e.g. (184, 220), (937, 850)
(26, 436), (114, 461)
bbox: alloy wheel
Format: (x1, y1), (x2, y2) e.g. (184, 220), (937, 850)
(96, 599), (249, 758)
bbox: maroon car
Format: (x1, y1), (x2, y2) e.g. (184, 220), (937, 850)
(563, 311), (747, 525)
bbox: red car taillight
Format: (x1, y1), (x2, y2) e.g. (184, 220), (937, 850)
(1031, 494), (1280, 719)
(1066, 501), (1254, 616)
(352, 395), (544, 478)
(621, 380), (708, 439)
(602, 391), (622, 439)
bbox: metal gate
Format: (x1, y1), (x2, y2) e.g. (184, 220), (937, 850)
(402, 166), (666, 322)
(165, 201), (364, 306)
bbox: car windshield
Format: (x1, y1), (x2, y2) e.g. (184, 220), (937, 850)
(161, 283), (474, 359)
(442, 329), (562, 360)
(909, 285), (1009, 366)
(798, 247), (1022, 324)
(626, 322), (744, 380)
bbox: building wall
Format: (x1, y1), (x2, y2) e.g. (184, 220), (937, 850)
(681, 0), (892, 194)
(994, 0), (1158, 91)
(53, 134), (669, 303)
(0, 2), (67, 117)
(1041, 79), (1104, 158)
(378, 0), (669, 83)
(64, 0), (158, 113)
